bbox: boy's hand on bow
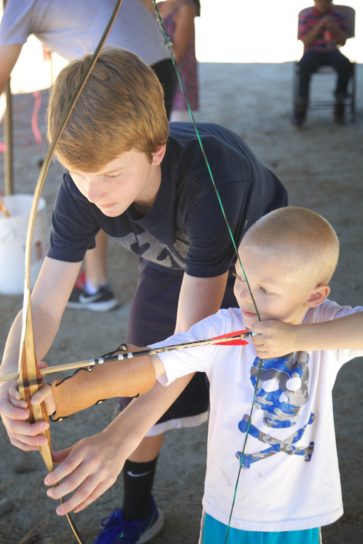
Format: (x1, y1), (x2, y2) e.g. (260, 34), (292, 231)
(44, 425), (136, 515)
(251, 320), (299, 358)
(0, 372), (50, 451)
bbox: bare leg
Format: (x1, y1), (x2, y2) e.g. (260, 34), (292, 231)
(129, 434), (164, 463)
(68, 230), (118, 311)
(84, 230), (108, 287)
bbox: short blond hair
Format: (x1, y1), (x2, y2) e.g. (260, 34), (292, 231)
(242, 207), (339, 284)
(48, 48), (169, 171)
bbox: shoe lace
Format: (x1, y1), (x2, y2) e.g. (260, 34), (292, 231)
(97, 512), (140, 543)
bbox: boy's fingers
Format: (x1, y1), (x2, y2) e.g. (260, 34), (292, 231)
(8, 436), (40, 452)
(31, 384), (51, 405)
(8, 383), (22, 401)
(8, 397), (28, 409)
(1, 402), (29, 421)
(54, 477), (109, 515)
(47, 462), (93, 500)
(72, 481), (112, 513)
(30, 384), (56, 416)
(51, 447), (72, 464)
(9, 419), (49, 437)
(45, 448), (84, 486)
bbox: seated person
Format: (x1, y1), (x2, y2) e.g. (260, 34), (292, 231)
(294, 0), (353, 126)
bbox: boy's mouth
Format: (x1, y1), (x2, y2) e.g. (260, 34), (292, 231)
(242, 310), (256, 318)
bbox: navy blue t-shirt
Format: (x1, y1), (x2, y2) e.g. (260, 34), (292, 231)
(48, 123), (287, 278)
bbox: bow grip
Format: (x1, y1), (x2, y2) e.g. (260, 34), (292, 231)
(51, 357), (156, 420)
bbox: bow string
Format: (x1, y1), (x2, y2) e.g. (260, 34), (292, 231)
(151, 2), (265, 541)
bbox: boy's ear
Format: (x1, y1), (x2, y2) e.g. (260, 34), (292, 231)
(306, 284), (330, 308)
(151, 144), (166, 165)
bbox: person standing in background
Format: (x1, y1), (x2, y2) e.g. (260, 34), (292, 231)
(157, 0), (200, 121)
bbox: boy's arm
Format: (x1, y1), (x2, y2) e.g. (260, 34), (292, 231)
(175, 272), (229, 332)
(50, 352), (160, 419)
(0, 257), (82, 450)
(50, 272), (228, 418)
(172, 3), (196, 63)
(252, 312), (363, 359)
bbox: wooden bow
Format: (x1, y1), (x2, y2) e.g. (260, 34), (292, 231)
(16, 1), (123, 542)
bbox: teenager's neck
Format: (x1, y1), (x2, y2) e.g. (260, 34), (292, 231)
(133, 164), (162, 216)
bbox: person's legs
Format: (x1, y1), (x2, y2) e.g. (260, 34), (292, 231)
(294, 51), (325, 126)
(298, 51), (325, 102)
(67, 230), (119, 312)
(84, 230), (108, 287)
(326, 50), (352, 99)
(325, 50), (352, 124)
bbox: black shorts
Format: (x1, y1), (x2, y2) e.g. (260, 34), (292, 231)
(126, 260), (237, 431)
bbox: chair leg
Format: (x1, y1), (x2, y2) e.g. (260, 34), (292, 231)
(351, 64), (356, 122)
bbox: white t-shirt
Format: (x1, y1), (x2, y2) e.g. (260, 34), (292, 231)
(0, 0), (167, 65)
(155, 300), (363, 532)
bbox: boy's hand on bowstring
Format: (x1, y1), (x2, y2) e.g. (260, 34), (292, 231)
(250, 320), (299, 359)
(44, 425), (133, 515)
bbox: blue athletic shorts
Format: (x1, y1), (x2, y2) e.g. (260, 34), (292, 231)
(200, 512), (322, 544)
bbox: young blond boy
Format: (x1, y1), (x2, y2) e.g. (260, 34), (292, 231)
(0, 48), (287, 543)
(26, 206), (363, 544)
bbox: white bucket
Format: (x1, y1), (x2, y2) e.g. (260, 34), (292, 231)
(0, 194), (47, 295)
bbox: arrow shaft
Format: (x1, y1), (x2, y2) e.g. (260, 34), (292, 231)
(1, 331), (251, 384)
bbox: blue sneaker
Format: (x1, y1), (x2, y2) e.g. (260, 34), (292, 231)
(93, 498), (164, 543)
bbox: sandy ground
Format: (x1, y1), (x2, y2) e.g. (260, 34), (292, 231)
(0, 61), (362, 543)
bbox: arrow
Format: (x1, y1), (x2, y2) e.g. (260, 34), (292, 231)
(1, 330), (252, 384)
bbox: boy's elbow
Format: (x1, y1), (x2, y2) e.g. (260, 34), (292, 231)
(152, 356), (167, 381)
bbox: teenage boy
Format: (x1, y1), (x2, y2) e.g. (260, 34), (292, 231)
(0, 48), (287, 543)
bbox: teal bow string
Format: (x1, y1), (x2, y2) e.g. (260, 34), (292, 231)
(151, 2), (265, 541)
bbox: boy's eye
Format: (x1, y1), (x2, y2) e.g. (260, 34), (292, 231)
(259, 286), (268, 294)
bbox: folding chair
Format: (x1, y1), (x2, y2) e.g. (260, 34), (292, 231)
(293, 5), (356, 122)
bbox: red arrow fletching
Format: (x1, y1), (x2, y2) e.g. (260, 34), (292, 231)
(212, 329), (250, 346)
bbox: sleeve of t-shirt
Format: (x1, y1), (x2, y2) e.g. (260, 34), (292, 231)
(298, 11), (311, 40)
(47, 173), (100, 262)
(0, 0), (37, 46)
(308, 300), (363, 367)
(153, 309), (234, 385)
(184, 180), (250, 277)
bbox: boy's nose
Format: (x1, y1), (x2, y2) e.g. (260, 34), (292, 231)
(85, 178), (102, 203)
(235, 281), (252, 303)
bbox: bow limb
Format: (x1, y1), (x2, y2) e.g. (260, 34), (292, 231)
(18, 296), (53, 470)
(14, 1), (124, 540)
